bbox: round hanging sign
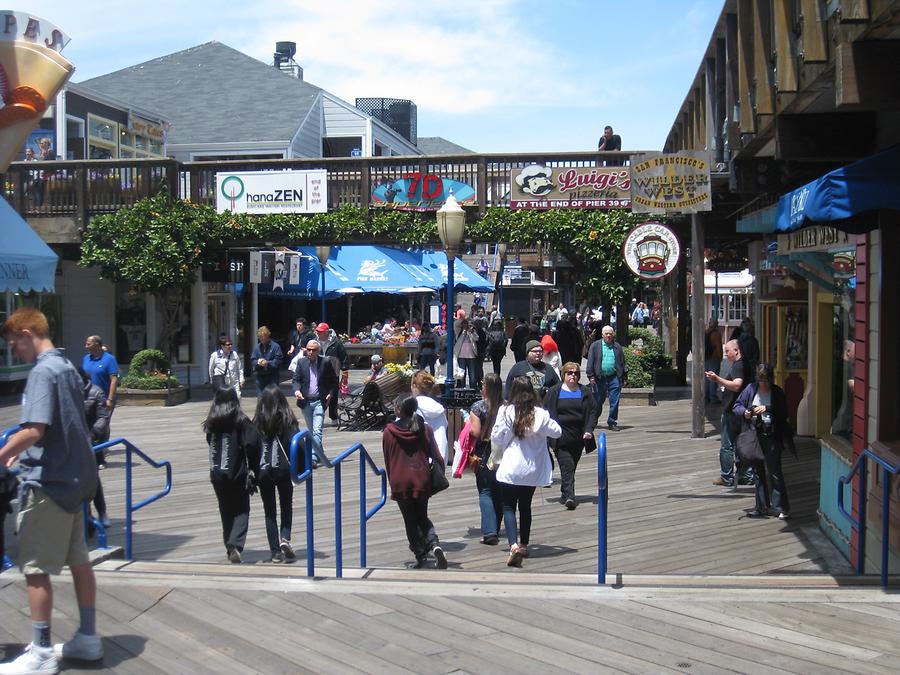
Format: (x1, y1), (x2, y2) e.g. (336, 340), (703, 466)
(623, 221), (681, 280)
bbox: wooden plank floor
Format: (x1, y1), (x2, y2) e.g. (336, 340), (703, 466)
(2, 569), (899, 674)
(2, 361), (852, 577)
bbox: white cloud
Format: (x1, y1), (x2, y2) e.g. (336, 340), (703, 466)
(243, 0), (591, 113)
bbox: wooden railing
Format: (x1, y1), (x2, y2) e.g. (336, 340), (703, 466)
(3, 151), (633, 221)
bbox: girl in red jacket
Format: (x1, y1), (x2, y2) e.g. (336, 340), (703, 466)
(382, 394), (448, 569)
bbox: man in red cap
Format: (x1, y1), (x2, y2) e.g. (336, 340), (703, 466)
(313, 323), (349, 423)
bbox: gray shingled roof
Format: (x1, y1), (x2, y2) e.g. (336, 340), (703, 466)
(78, 42), (322, 145)
(416, 137), (475, 155)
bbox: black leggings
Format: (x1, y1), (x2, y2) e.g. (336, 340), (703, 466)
(396, 496), (438, 559)
(498, 482), (537, 547)
(258, 478), (293, 554)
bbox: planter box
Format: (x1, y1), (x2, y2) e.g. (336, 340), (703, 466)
(620, 387), (655, 406)
(117, 385), (189, 407)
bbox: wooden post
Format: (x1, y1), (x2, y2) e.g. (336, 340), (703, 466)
(691, 214), (706, 438)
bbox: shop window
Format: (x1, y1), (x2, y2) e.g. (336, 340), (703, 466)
(727, 294), (749, 322)
(115, 284), (146, 363)
(87, 114), (119, 159)
(830, 250), (856, 438)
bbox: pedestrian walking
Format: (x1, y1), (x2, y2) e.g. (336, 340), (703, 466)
(203, 386), (260, 564)
(208, 335), (244, 397)
(79, 368), (111, 528)
(250, 326), (283, 395)
(382, 394), (449, 569)
(544, 362), (598, 509)
(411, 370), (449, 464)
(468, 373), (504, 545)
(585, 325), (627, 430)
(417, 322), (438, 375)
(491, 376), (562, 567)
(252, 386), (299, 563)
(0, 308), (104, 673)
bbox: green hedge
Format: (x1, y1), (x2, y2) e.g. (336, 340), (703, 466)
(624, 327), (672, 388)
(121, 348), (179, 390)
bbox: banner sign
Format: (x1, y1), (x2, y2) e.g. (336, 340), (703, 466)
(630, 151), (712, 214)
(216, 170), (327, 214)
(246, 251), (301, 286)
(623, 222), (681, 280)
(510, 165), (630, 209)
(776, 226), (852, 255)
(371, 173), (475, 211)
(200, 251), (249, 283)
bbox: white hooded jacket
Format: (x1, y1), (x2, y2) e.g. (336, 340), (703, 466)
(415, 395), (449, 462)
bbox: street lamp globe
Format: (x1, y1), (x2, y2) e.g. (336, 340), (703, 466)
(315, 245), (332, 267)
(436, 193), (465, 261)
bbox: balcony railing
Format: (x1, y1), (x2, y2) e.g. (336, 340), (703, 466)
(2, 151), (632, 222)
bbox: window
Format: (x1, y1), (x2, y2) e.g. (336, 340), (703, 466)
(830, 250), (856, 438)
(727, 294), (750, 322)
(87, 114), (118, 159)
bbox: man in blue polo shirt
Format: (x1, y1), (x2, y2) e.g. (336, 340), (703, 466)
(82, 335), (119, 412)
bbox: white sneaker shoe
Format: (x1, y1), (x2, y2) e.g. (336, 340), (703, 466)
(0, 643), (59, 674)
(53, 632), (103, 662)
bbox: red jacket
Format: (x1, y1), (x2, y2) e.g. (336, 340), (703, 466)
(382, 421), (444, 500)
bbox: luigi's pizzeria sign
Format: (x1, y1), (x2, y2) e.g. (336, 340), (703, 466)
(510, 164), (630, 209)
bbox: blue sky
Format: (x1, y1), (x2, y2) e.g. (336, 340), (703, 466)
(33, 0), (723, 153)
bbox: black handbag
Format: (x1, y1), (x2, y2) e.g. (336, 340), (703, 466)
(735, 419), (764, 463)
(584, 433), (597, 454)
(429, 456), (449, 494)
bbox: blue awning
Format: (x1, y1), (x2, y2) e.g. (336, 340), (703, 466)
(775, 145), (900, 233)
(0, 196), (58, 293)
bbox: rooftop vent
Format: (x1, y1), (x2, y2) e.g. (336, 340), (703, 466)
(273, 41), (303, 80)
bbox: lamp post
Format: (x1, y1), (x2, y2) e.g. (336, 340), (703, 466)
(436, 193), (465, 391)
(315, 245), (332, 324)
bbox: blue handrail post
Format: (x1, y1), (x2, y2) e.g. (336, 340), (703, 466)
(83, 502), (107, 550)
(359, 450), (367, 569)
(334, 461), (343, 578)
(857, 459), (868, 575)
(597, 432), (608, 585)
(305, 434), (315, 578)
(125, 442), (134, 560)
(881, 470), (890, 588)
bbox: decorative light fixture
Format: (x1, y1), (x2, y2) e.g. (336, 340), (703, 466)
(315, 245), (332, 323)
(436, 193), (466, 391)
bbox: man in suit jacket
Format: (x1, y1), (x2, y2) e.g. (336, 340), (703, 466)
(291, 339), (339, 467)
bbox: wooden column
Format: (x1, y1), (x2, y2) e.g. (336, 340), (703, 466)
(691, 214), (706, 438)
(737, 0), (756, 133)
(799, 0), (827, 62)
(773, 0), (799, 93)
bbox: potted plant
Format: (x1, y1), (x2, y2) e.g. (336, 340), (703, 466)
(117, 348), (187, 406)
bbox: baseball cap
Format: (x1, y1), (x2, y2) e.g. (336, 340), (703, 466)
(316, 322), (330, 332)
(371, 354), (383, 362)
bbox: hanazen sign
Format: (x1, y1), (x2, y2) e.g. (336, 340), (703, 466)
(216, 170), (327, 214)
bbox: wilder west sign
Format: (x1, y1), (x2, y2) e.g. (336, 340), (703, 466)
(629, 151), (712, 214)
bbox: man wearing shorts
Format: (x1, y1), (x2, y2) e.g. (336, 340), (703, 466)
(0, 308), (103, 674)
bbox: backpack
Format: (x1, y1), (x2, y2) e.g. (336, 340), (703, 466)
(487, 330), (506, 355)
(208, 429), (242, 483)
(259, 434), (291, 483)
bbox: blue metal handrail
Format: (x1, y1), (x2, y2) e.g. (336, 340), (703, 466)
(326, 442), (387, 578)
(597, 432), (608, 585)
(90, 437), (172, 560)
(838, 447), (899, 587)
(288, 429), (316, 577)
(0, 426), (18, 571)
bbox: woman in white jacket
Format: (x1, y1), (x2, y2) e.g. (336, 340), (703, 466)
(411, 370), (449, 463)
(491, 375), (562, 567)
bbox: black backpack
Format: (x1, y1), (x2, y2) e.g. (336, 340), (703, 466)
(259, 434), (291, 483)
(208, 429), (242, 483)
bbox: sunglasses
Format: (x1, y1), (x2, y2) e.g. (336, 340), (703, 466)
(565, 371), (580, 376)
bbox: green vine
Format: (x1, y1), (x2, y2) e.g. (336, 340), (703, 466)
(121, 348), (178, 389)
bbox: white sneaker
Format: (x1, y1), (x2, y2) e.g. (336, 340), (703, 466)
(53, 631), (103, 662)
(0, 643), (59, 674)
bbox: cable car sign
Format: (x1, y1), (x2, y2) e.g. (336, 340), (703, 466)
(623, 221), (681, 280)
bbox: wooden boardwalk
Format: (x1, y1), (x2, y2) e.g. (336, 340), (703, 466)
(7, 365), (895, 674)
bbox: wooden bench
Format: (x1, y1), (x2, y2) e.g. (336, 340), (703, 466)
(336, 372), (409, 431)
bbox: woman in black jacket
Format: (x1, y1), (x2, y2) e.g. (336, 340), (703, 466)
(733, 362), (793, 519)
(486, 320), (508, 376)
(203, 386), (261, 563)
(253, 385), (300, 563)
(543, 362), (598, 509)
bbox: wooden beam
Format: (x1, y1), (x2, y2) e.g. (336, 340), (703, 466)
(751, 0), (775, 115)
(715, 39), (727, 163)
(737, 0), (756, 133)
(724, 13), (742, 154)
(773, 0), (799, 92)
(696, 81), (707, 150)
(799, 0), (828, 62)
(837, 0), (870, 20)
(705, 57), (718, 157)
(836, 40), (900, 108)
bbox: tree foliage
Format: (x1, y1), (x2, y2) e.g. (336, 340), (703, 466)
(81, 194), (652, 354)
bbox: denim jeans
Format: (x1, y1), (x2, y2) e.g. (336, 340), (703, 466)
(593, 374), (621, 426)
(755, 436), (790, 514)
(417, 353), (436, 375)
(258, 477), (293, 554)
(719, 412), (753, 485)
(457, 357), (477, 388)
(301, 398), (326, 463)
(475, 465), (503, 538)
(498, 481), (536, 547)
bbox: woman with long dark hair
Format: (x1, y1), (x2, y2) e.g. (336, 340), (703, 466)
(468, 373), (504, 544)
(382, 394), (448, 569)
(733, 362), (793, 519)
(203, 386), (260, 563)
(417, 323), (438, 375)
(491, 376), (562, 567)
(544, 361), (598, 509)
(486, 320), (508, 376)
(252, 385), (299, 563)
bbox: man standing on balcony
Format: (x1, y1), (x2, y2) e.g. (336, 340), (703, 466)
(0, 308), (104, 673)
